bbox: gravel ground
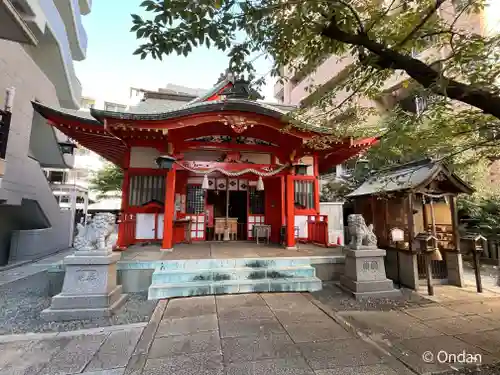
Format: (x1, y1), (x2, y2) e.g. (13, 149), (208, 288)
(311, 282), (436, 311)
(0, 278), (157, 335)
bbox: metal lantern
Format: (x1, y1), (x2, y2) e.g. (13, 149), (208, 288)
(155, 155), (176, 170)
(294, 163), (309, 176)
(58, 141), (77, 155)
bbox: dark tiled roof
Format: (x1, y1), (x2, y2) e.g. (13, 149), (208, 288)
(347, 158), (473, 197)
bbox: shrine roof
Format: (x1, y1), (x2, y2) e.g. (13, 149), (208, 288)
(347, 158), (473, 197)
(32, 102), (101, 126)
(91, 98), (287, 120)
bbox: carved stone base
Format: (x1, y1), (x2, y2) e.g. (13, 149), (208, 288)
(42, 251), (127, 321)
(339, 248), (401, 300)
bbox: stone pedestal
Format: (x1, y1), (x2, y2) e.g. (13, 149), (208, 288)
(339, 247), (401, 300)
(42, 250), (127, 321)
(445, 251), (465, 287)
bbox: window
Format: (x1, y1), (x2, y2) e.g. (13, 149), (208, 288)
(249, 187), (265, 214)
(186, 185), (205, 214)
(128, 175), (165, 206)
(294, 180), (314, 209)
(48, 171), (65, 183)
(104, 102), (127, 112)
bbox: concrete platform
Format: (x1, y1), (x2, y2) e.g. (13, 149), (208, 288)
(45, 242), (346, 295)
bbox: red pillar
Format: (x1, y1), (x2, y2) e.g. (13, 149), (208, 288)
(162, 168), (176, 251)
(313, 154), (320, 213)
(286, 173), (296, 249)
(116, 168), (130, 250)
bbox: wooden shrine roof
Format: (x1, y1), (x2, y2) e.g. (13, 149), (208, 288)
(347, 158), (474, 197)
(32, 73), (378, 170)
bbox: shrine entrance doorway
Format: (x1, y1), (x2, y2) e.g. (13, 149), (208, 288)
(229, 190), (247, 240)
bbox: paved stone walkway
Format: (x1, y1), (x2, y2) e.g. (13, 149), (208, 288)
(0, 293), (413, 375)
(3, 290), (500, 374)
(333, 286), (500, 374)
(140, 293), (412, 375)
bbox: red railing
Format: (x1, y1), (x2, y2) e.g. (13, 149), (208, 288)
(307, 215), (329, 247)
(117, 213), (136, 249)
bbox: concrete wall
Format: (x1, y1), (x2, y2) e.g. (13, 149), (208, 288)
(0, 39), (72, 264)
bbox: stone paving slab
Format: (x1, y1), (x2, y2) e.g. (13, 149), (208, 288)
(163, 295), (216, 318)
(272, 308), (331, 324)
(445, 299), (500, 315)
(422, 314), (500, 335)
(225, 357), (314, 375)
(282, 319), (353, 343)
(314, 364), (412, 375)
(149, 331), (221, 358)
(393, 334), (497, 365)
(156, 314), (219, 337)
(219, 317), (286, 338)
(218, 305), (276, 320)
(38, 333), (108, 375)
(85, 328), (143, 372)
(261, 293), (312, 310)
(222, 333), (302, 363)
(340, 311), (441, 340)
(403, 305), (461, 321)
(457, 329), (500, 355)
(298, 338), (386, 370)
(217, 294), (267, 309)
(0, 337), (70, 375)
(142, 351), (224, 375)
(82, 369), (125, 375)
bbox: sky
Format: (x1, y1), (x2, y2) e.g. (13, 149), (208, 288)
(74, 0), (277, 105)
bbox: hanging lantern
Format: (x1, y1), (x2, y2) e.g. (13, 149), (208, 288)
(431, 248), (443, 261)
(256, 176), (264, 191)
(202, 174), (210, 190)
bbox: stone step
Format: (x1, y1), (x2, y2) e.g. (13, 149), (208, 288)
(154, 257), (312, 271)
(151, 266), (316, 284)
(148, 277), (323, 299)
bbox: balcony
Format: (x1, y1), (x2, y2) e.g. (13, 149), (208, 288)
(0, 0), (37, 45)
(78, 0), (90, 15)
(54, 0), (88, 61)
(23, 0), (83, 108)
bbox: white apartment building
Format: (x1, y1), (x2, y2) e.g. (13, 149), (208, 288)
(0, 0), (92, 264)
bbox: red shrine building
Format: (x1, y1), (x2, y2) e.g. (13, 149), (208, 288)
(33, 75), (377, 252)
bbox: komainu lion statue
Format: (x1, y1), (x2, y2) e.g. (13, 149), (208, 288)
(347, 214), (377, 249)
(73, 213), (116, 251)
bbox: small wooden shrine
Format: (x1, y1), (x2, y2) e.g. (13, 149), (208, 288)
(347, 158), (473, 289)
(33, 74), (377, 252)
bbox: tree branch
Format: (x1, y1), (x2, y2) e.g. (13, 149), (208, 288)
(321, 19), (500, 119)
(397, 0), (446, 47)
